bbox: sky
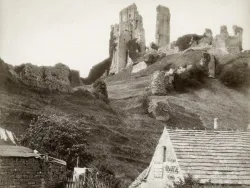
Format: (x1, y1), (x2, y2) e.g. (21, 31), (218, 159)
(0, 0), (249, 77)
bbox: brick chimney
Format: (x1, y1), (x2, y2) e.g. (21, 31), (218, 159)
(214, 118), (218, 130)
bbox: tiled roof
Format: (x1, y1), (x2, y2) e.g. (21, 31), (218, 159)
(0, 145), (40, 158)
(168, 129), (250, 185)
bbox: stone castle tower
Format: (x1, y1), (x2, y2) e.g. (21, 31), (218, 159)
(155, 5), (170, 48)
(110, 4), (146, 74)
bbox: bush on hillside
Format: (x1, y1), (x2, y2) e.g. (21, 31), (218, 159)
(82, 58), (111, 85)
(173, 64), (208, 92)
(127, 38), (141, 61)
(150, 42), (159, 51)
(21, 114), (93, 170)
(175, 34), (204, 51)
(92, 80), (109, 103)
(218, 62), (250, 87)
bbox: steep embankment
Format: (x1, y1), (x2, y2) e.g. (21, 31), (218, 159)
(0, 51), (250, 185)
(0, 58), (151, 184)
(105, 50), (250, 137)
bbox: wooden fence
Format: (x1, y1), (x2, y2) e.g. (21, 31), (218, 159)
(65, 177), (86, 188)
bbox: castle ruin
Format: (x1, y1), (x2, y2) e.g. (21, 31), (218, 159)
(155, 5), (170, 48)
(109, 4), (170, 74)
(212, 25), (243, 54)
(110, 4), (146, 74)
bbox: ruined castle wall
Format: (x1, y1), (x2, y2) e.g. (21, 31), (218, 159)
(110, 4), (146, 74)
(109, 24), (120, 74)
(212, 25), (243, 54)
(155, 5), (170, 47)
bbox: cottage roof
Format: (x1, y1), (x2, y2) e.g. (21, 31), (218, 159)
(168, 129), (250, 185)
(0, 145), (40, 158)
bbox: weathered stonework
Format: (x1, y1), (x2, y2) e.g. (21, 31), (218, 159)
(110, 4), (146, 74)
(197, 29), (213, 47)
(13, 63), (81, 92)
(0, 155), (66, 188)
(109, 24), (120, 74)
(155, 5), (170, 48)
(149, 71), (167, 95)
(212, 25), (243, 54)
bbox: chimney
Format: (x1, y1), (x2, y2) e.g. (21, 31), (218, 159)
(247, 124), (250, 131)
(214, 118), (218, 130)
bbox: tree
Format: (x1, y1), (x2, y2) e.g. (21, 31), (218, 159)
(21, 114), (92, 170)
(219, 62), (250, 88)
(92, 80), (109, 103)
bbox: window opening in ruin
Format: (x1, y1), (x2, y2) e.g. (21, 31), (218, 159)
(163, 146), (166, 162)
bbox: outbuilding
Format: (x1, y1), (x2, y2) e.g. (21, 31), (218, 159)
(130, 128), (250, 188)
(0, 145), (66, 188)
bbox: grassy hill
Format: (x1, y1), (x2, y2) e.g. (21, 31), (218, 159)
(0, 51), (249, 186)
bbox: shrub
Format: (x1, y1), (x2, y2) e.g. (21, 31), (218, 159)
(21, 114), (92, 170)
(92, 80), (109, 103)
(84, 170), (126, 188)
(173, 64), (208, 92)
(173, 174), (200, 188)
(83, 58), (111, 85)
(150, 42), (159, 51)
(219, 62), (250, 87)
(175, 34), (204, 51)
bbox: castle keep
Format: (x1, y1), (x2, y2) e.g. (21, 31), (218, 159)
(110, 4), (146, 74)
(110, 4), (170, 74)
(155, 5), (171, 47)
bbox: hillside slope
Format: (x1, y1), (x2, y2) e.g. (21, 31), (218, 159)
(0, 51), (250, 185)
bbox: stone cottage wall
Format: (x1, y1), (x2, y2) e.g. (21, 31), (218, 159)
(0, 157), (66, 188)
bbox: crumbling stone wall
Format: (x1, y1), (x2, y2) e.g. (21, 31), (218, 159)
(0, 157), (66, 188)
(212, 25), (243, 54)
(149, 71), (167, 95)
(110, 24), (120, 74)
(155, 5), (170, 47)
(195, 29), (213, 47)
(14, 63), (81, 92)
(110, 4), (146, 74)
(69, 70), (81, 87)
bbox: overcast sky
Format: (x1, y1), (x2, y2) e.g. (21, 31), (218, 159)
(0, 0), (249, 77)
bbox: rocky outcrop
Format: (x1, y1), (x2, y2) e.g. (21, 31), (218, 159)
(132, 62), (147, 73)
(110, 4), (146, 74)
(200, 52), (216, 78)
(155, 5), (170, 47)
(149, 71), (167, 95)
(148, 97), (170, 121)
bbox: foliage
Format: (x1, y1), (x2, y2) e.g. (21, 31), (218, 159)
(126, 38), (141, 61)
(173, 174), (200, 188)
(150, 42), (159, 51)
(82, 58), (111, 85)
(218, 62), (250, 88)
(175, 34), (204, 51)
(21, 114), (92, 170)
(84, 170), (126, 188)
(92, 80), (109, 103)
(14, 64), (26, 74)
(173, 64), (208, 92)
(144, 53), (161, 66)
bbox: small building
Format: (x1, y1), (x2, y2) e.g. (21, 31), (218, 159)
(130, 128), (250, 188)
(0, 145), (66, 188)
